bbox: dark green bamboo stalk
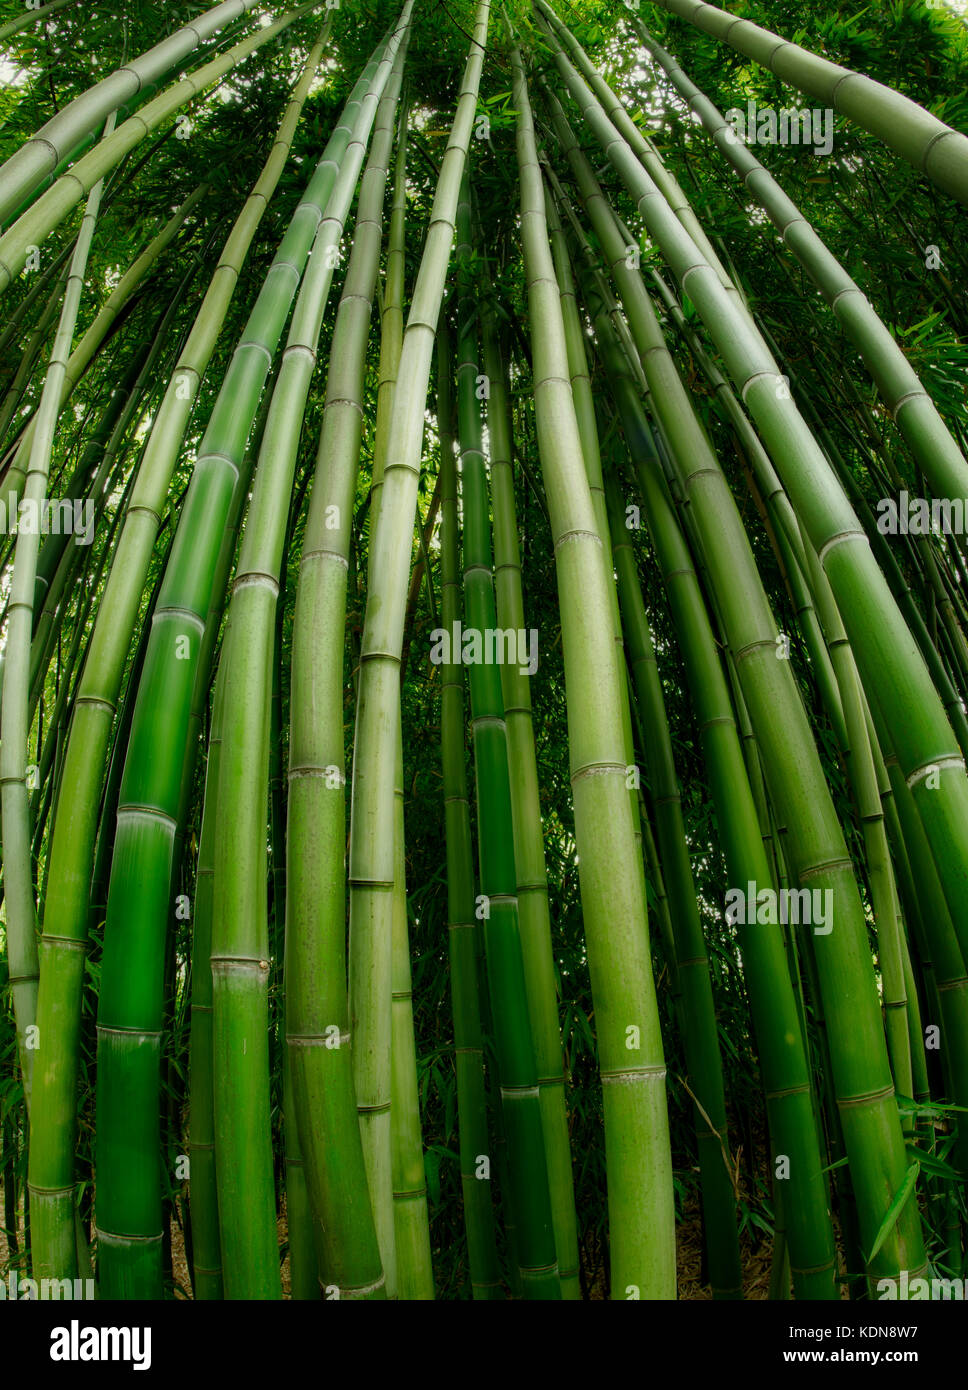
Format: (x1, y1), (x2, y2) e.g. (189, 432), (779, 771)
(604, 475), (743, 1299)
(453, 170), (559, 1298)
(93, 36), (387, 1300)
(28, 22), (331, 1288)
(511, 39), (675, 1299)
(481, 306), (580, 1299)
(347, 0), (491, 1299)
(436, 321), (503, 1300)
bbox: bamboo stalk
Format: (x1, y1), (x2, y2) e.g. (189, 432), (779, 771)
(28, 22), (332, 1288)
(511, 38), (676, 1299)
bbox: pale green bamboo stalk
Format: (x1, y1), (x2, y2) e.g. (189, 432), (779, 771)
(347, 0), (491, 1300)
(378, 93), (436, 1304)
(209, 12), (411, 1299)
(0, 0), (267, 224)
(511, 38), (676, 1298)
(0, 1), (317, 293)
(1, 112), (115, 1113)
(647, 0), (968, 207)
(632, 18), (968, 511)
(541, 77), (925, 1283)
(547, 18), (968, 1064)
(28, 22), (331, 1288)
(2, 182), (208, 520)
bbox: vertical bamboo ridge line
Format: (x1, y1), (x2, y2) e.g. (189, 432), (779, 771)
(2, 183), (208, 524)
(631, 18), (968, 508)
(546, 25), (968, 1023)
(0, 0), (268, 223)
(596, 344), (839, 1298)
(1, 111), (115, 1124)
(347, 0), (490, 1301)
(644, 0), (968, 207)
(540, 81), (925, 1283)
(482, 306), (580, 1299)
(380, 93), (436, 1303)
(455, 172), (559, 1298)
(510, 40), (676, 1300)
(286, 11), (412, 1302)
(533, 0), (749, 327)
(93, 32), (391, 1300)
(436, 322), (503, 1299)
(209, 1), (412, 1301)
(603, 478), (743, 1300)
(541, 178), (646, 877)
(0, 1), (320, 293)
(579, 268), (837, 1295)
(28, 23), (332, 1289)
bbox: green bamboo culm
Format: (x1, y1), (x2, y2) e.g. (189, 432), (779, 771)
(28, 23), (331, 1289)
(92, 29), (392, 1300)
(0, 0), (269, 222)
(644, 0), (968, 208)
(454, 170), (559, 1298)
(1, 111), (115, 1121)
(573, 252), (839, 1299)
(547, 16), (968, 997)
(630, 18), (968, 512)
(603, 474), (743, 1300)
(0, 0), (80, 48)
(481, 306), (581, 1299)
(436, 321), (503, 1299)
(510, 36), (676, 1299)
(0, 1), (319, 294)
(208, 3), (413, 1302)
(285, 7), (416, 1303)
(346, 0), (491, 1303)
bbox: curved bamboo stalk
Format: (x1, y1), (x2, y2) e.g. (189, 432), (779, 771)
(1, 112), (115, 1117)
(644, 0), (968, 207)
(632, 18), (968, 510)
(93, 36), (384, 1299)
(28, 22), (332, 1288)
(548, 19), (968, 1059)
(211, 5), (412, 1299)
(511, 40), (676, 1299)
(0, 0), (266, 224)
(541, 78), (925, 1284)
(346, 0), (492, 1299)
(0, 1), (317, 294)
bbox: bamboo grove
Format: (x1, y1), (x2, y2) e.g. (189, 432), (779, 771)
(0, 0), (967, 1302)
